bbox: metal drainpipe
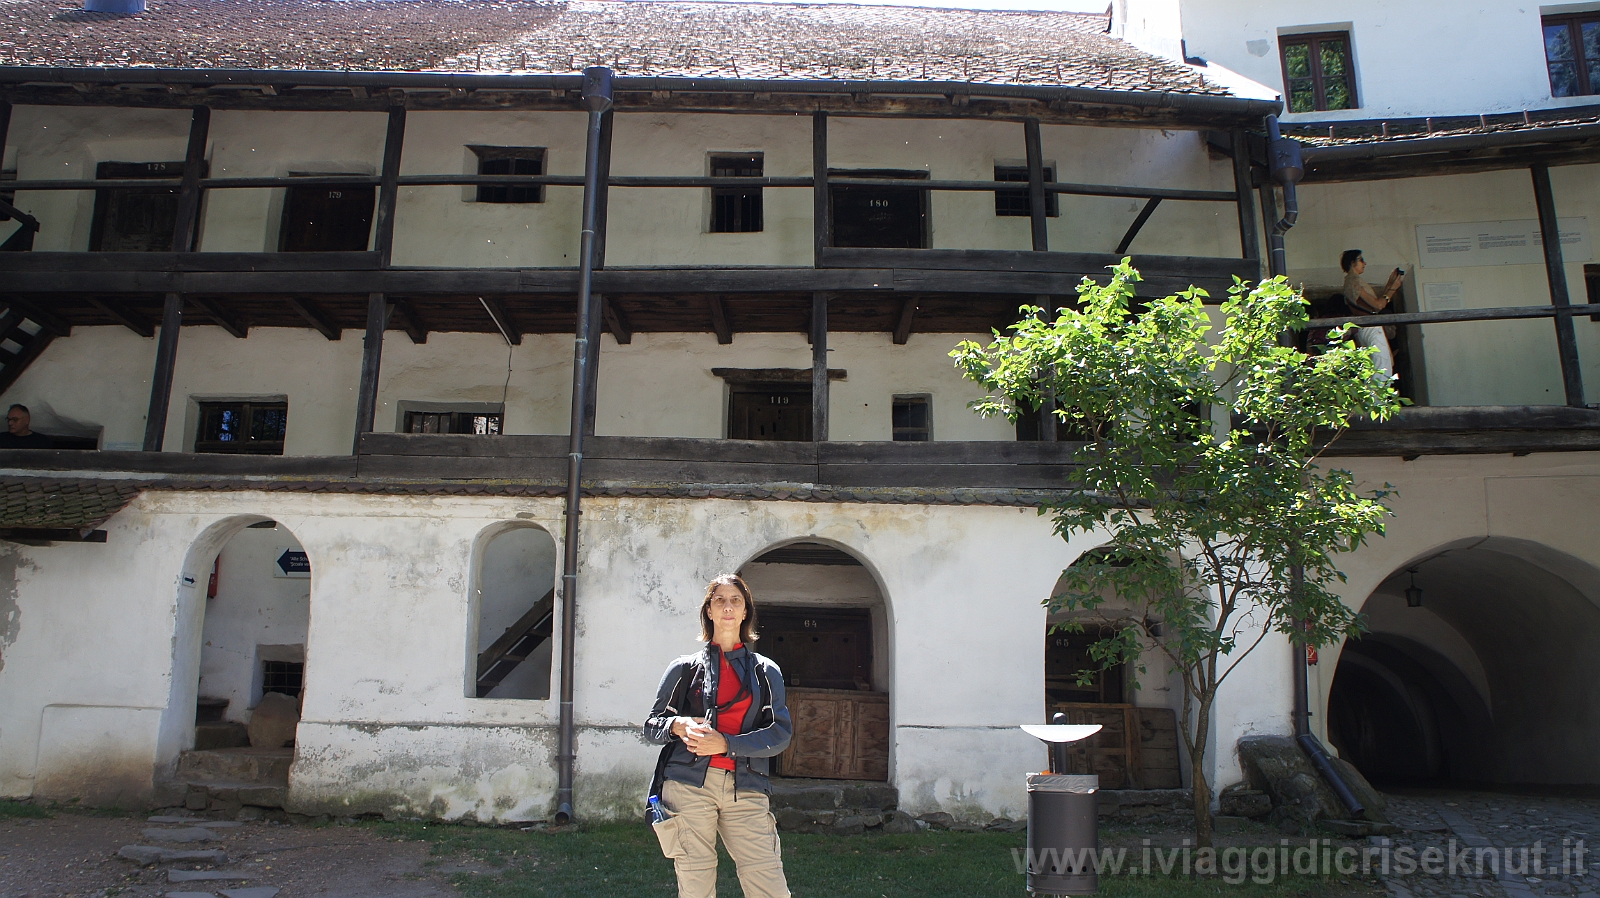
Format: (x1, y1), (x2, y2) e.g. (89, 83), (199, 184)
(1264, 114), (1302, 278)
(555, 65), (613, 826)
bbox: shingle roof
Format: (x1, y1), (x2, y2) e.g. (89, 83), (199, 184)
(0, 0), (1229, 95)
(1285, 106), (1600, 149)
(0, 476), (142, 529)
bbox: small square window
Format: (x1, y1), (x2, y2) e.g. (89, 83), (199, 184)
(405, 410), (503, 435)
(891, 395), (931, 442)
(262, 660), (304, 699)
(994, 165), (1059, 217)
(195, 401), (288, 455)
(1543, 14), (1600, 97)
(470, 146), (546, 204)
(1279, 32), (1358, 113)
(711, 153), (764, 233)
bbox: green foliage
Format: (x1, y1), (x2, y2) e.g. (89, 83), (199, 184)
(0, 800), (51, 818)
(952, 261), (1400, 842)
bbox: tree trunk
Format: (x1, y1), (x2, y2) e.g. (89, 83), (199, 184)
(1190, 696), (1214, 848)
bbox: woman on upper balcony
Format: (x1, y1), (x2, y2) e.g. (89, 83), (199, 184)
(1340, 248), (1405, 381)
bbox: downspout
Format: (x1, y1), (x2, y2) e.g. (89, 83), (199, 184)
(555, 65), (613, 826)
(1264, 114), (1302, 278)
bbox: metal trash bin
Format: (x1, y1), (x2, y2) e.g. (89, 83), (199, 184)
(1021, 716), (1103, 896)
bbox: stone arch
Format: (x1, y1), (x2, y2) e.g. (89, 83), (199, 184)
(736, 536), (894, 782)
(468, 521), (559, 701)
(156, 513), (312, 779)
(1324, 536), (1600, 785)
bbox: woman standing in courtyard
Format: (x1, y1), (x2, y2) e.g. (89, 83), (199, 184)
(644, 574), (793, 898)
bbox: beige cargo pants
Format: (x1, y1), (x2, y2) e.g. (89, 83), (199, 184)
(662, 767), (791, 898)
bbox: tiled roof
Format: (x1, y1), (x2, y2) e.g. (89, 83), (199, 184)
(0, 473), (1064, 508)
(1286, 107), (1600, 150)
(0, 476), (142, 529)
(0, 0), (1229, 95)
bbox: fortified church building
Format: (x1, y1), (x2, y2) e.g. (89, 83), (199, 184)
(0, 0), (1596, 825)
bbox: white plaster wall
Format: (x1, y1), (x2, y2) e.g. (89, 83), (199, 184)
(197, 525), (310, 722)
(1285, 164), (1600, 407)
(1164, 0), (1580, 118)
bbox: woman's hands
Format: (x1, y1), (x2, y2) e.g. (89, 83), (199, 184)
(671, 717), (730, 756)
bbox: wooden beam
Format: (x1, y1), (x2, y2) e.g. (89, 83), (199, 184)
(4, 298), (72, 337)
(1531, 163), (1585, 408)
(1115, 197), (1163, 255)
(372, 106), (407, 266)
(86, 297), (154, 338)
(352, 292), (386, 452)
(1024, 118), (1049, 252)
(708, 294), (733, 344)
(893, 297), (917, 345)
(142, 292), (183, 451)
(812, 292), (829, 442)
(170, 106), (210, 252)
(185, 296), (247, 338)
(479, 297), (522, 344)
(813, 111), (830, 266)
(284, 296), (342, 340)
(712, 367), (847, 384)
(592, 109), (613, 269)
(389, 297), (428, 344)
(601, 294), (632, 344)
(1230, 129), (1261, 269)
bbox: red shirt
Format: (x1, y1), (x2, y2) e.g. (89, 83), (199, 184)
(708, 646), (752, 771)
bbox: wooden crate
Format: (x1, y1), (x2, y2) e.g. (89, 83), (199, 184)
(776, 688), (889, 781)
(1049, 703), (1181, 789)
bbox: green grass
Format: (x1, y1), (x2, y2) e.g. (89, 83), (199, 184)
(367, 820), (1383, 898)
(0, 800), (51, 819)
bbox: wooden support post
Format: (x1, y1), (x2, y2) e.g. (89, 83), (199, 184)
(1025, 118), (1049, 252)
(893, 297), (917, 345)
(1115, 197), (1163, 255)
(142, 292), (183, 451)
(812, 292), (829, 441)
(708, 295), (733, 344)
(390, 298), (428, 344)
(1231, 130), (1261, 268)
(373, 106), (406, 266)
(592, 109), (613, 270)
(582, 111), (614, 437)
(1036, 294), (1058, 441)
(171, 106), (210, 252)
(1531, 164), (1586, 408)
(0, 101), (11, 166)
(352, 292), (387, 453)
(813, 112), (830, 266)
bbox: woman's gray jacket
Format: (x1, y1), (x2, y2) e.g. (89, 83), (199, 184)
(643, 643), (792, 797)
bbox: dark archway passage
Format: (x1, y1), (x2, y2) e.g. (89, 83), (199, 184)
(1329, 539), (1600, 786)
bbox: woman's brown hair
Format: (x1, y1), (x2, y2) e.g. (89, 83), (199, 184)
(699, 573), (759, 644)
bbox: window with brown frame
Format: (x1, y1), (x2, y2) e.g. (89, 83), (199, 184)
(195, 401), (288, 454)
(1279, 32), (1358, 113)
(710, 153), (764, 233)
(1543, 13), (1600, 97)
(469, 146), (546, 204)
(994, 165), (1059, 217)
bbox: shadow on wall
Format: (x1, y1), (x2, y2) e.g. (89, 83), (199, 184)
(1330, 538), (1600, 786)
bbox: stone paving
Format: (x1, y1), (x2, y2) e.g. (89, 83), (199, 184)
(1373, 789), (1600, 898)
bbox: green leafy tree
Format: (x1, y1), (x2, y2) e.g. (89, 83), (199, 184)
(952, 261), (1401, 846)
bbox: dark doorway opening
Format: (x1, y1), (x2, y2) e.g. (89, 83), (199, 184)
(728, 383), (812, 441)
(760, 606), (873, 692)
(279, 181), (376, 252)
(829, 168), (929, 248)
(90, 160), (205, 252)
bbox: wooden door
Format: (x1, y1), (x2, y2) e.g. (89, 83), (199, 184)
(777, 688), (889, 781)
(1048, 702), (1182, 789)
(728, 385), (811, 441)
(279, 183), (376, 252)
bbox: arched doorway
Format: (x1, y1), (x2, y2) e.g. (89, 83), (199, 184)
(1328, 538), (1600, 786)
(738, 540), (889, 782)
(472, 525), (558, 700)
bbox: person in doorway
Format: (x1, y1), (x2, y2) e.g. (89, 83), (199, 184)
(0, 404), (53, 448)
(1339, 249), (1405, 381)
(644, 574), (793, 898)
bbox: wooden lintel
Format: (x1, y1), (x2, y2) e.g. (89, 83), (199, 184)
(389, 297), (429, 344)
(86, 297), (155, 338)
(283, 296), (342, 340)
(712, 367), (847, 384)
(708, 295), (733, 344)
(185, 297), (248, 338)
(893, 297), (918, 345)
(601, 294), (632, 345)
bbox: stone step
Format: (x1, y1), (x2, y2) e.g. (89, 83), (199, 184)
(175, 781), (290, 813)
(176, 748), (292, 786)
(766, 777), (897, 813)
(774, 807), (919, 835)
(195, 722), (251, 752)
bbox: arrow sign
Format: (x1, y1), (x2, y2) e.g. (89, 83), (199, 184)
(274, 548), (311, 578)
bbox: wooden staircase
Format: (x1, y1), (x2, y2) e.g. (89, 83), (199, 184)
(0, 301), (68, 395)
(475, 587), (555, 697)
